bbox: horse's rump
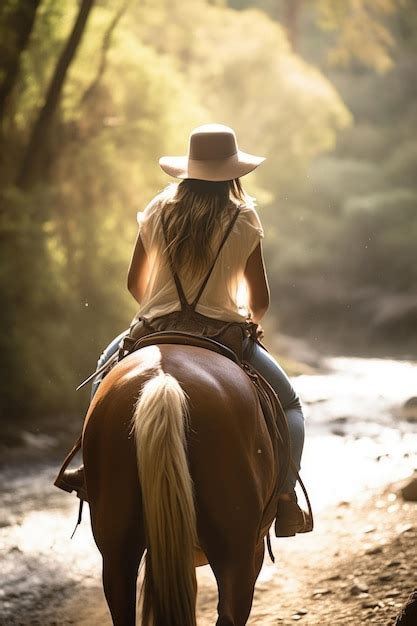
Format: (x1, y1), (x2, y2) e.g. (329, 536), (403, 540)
(83, 344), (277, 626)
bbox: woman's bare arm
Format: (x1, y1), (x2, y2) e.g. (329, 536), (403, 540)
(244, 242), (270, 323)
(127, 229), (149, 304)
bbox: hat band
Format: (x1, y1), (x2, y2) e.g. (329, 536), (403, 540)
(188, 151), (238, 162)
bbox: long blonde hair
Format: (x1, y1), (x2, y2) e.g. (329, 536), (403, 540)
(159, 178), (250, 274)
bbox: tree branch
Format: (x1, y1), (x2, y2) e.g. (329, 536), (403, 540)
(79, 0), (130, 107)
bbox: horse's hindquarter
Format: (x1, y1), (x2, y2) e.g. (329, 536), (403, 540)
(83, 344), (277, 551)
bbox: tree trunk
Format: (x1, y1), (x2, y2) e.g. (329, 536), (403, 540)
(0, 0), (41, 126)
(17, 0), (95, 190)
(283, 0), (304, 51)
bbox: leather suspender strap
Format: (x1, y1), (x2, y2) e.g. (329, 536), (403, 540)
(161, 205), (240, 312)
(161, 214), (189, 309)
(190, 205), (240, 309)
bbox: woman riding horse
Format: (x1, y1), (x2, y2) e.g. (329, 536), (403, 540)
(55, 124), (312, 625)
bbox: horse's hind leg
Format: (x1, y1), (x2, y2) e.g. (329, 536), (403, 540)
(90, 500), (145, 626)
(101, 534), (144, 626)
(211, 541), (265, 626)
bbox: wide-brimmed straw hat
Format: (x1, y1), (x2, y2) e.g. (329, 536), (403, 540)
(159, 124), (265, 181)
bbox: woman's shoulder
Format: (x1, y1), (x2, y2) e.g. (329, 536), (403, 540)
(235, 202), (264, 236)
(136, 188), (171, 226)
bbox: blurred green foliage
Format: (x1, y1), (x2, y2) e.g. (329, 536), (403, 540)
(0, 0), (416, 419)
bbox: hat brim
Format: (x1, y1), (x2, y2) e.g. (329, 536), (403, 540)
(159, 150), (265, 182)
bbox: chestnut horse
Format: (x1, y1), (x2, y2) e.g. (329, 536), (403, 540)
(82, 342), (278, 626)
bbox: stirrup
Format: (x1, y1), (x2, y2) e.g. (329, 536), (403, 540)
(54, 467), (88, 502)
(53, 435), (85, 498)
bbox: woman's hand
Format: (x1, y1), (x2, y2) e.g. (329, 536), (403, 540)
(127, 229), (149, 304)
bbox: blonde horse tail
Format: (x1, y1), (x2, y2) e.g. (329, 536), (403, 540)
(132, 371), (197, 626)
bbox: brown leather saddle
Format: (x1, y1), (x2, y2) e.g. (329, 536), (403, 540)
(124, 330), (241, 363)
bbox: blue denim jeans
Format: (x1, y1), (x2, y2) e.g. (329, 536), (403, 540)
(92, 333), (305, 491)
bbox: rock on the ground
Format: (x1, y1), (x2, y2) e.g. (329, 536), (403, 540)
(400, 476), (417, 502)
(351, 581), (369, 596)
(394, 589), (417, 625)
(402, 397), (417, 423)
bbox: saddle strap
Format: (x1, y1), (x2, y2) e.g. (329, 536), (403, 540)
(161, 205), (240, 311)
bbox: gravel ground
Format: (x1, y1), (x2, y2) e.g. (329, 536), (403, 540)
(1, 459), (416, 625)
(2, 350), (416, 625)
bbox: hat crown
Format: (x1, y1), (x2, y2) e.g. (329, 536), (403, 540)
(188, 124), (238, 161)
(159, 123), (264, 181)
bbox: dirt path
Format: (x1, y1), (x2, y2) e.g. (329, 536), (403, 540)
(249, 484), (417, 625)
(1, 463), (416, 625)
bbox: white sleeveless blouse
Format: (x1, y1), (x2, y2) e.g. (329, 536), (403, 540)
(136, 195), (264, 322)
